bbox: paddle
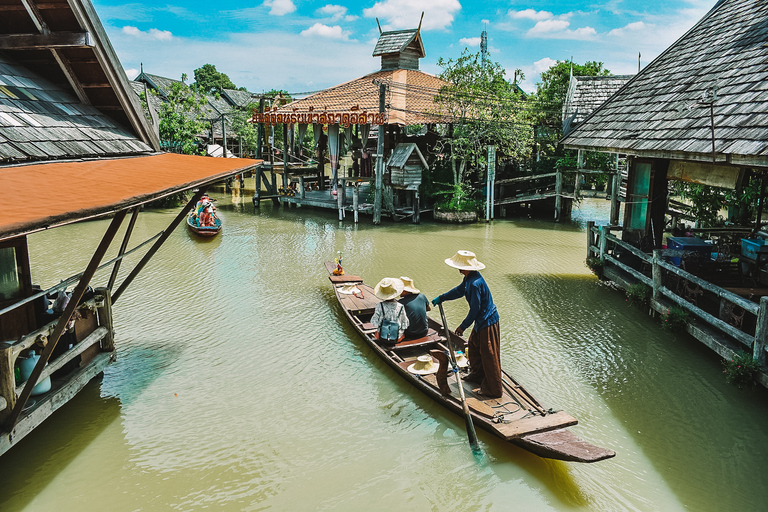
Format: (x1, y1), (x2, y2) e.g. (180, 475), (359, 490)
(438, 302), (481, 455)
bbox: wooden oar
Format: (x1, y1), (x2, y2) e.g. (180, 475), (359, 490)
(438, 303), (481, 455)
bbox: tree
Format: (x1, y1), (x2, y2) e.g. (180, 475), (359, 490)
(229, 102), (260, 157)
(434, 50), (533, 189)
(193, 63), (237, 93)
(152, 78), (212, 155)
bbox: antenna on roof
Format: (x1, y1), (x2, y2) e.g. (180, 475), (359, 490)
(376, 18), (382, 34)
(140, 62), (143, 74)
(417, 11), (424, 33)
(638, 52), (641, 73)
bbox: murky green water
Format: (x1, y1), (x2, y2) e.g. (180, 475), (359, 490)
(2, 196), (767, 511)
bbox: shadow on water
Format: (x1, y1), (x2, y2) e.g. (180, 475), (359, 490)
(322, 287), (588, 508)
(0, 379), (120, 512)
(509, 272), (768, 510)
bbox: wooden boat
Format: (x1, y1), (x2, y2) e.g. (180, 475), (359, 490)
(326, 262), (615, 463)
(187, 213), (221, 237)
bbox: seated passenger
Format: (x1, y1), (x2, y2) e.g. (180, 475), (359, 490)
(371, 277), (409, 344)
(398, 276), (431, 339)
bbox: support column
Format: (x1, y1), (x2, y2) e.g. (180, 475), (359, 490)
(555, 170), (563, 221)
(95, 287), (115, 352)
(353, 182), (359, 223)
(373, 83), (386, 225)
(652, 249), (662, 302)
(610, 153), (620, 226)
(754, 296), (768, 366)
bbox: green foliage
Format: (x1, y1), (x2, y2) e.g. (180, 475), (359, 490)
(434, 182), (480, 213)
(156, 79), (211, 155)
(625, 283), (651, 308)
(434, 50), (534, 184)
(147, 192), (189, 208)
(229, 101), (260, 157)
(193, 63), (237, 93)
(585, 256), (604, 277)
(671, 182), (726, 227)
(660, 306), (689, 333)
(722, 351), (759, 389)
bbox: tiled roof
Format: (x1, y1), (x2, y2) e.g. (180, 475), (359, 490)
(222, 89), (260, 108)
(0, 53), (152, 163)
(373, 29), (423, 57)
(562, 75), (632, 135)
(562, 0), (768, 168)
(276, 69), (448, 126)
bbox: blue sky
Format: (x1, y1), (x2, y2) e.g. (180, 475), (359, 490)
(93, 0), (716, 95)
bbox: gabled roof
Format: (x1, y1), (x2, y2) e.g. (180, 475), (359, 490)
(562, 0), (768, 168)
(221, 88), (260, 108)
(562, 75), (632, 136)
(373, 29), (425, 58)
(0, 52), (153, 163)
(387, 142), (427, 169)
(135, 72), (181, 99)
(276, 69), (448, 126)
(0, 0), (158, 152)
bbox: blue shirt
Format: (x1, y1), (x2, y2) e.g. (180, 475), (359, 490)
(439, 271), (499, 331)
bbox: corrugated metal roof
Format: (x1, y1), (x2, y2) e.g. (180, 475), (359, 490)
(562, 0), (768, 166)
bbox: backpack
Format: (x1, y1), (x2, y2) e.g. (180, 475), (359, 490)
(377, 302), (402, 343)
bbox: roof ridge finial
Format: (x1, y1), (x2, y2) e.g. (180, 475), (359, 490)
(140, 62), (143, 74)
(417, 11), (424, 33)
(376, 18), (382, 34)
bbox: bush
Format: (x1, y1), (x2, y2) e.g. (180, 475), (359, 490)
(585, 256), (604, 277)
(660, 306), (689, 333)
(626, 283), (651, 308)
(722, 351), (759, 389)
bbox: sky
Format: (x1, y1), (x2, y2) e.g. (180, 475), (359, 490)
(93, 0), (717, 95)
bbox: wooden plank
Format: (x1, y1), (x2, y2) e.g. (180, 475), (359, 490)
(0, 32), (93, 50)
(494, 410), (578, 439)
(465, 397), (495, 417)
(0, 352), (112, 456)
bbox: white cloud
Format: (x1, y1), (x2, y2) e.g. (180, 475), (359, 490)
(459, 37), (481, 47)
(532, 57), (557, 74)
(263, 0), (296, 16)
(121, 26), (173, 40)
(363, 0), (461, 31)
(125, 68), (139, 80)
(608, 21), (648, 37)
(510, 9), (554, 21)
(300, 23), (348, 40)
(529, 19), (570, 34)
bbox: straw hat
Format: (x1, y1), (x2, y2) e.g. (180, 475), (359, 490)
(374, 277), (404, 301)
(338, 284), (361, 295)
(407, 355), (440, 375)
(399, 276), (420, 294)
(454, 352), (469, 368)
(444, 250), (485, 271)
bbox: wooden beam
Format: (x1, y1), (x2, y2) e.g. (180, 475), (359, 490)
(79, 83), (112, 88)
(0, 3), (64, 12)
(0, 32), (93, 50)
(51, 49), (91, 105)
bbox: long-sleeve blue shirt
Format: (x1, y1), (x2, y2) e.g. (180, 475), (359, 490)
(438, 271), (499, 331)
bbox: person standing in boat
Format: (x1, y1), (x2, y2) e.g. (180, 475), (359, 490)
(371, 277), (409, 344)
(398, 276), (431, 339)
(432, 251), (502, 398)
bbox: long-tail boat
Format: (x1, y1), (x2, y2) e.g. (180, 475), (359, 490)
(326, 262), (615, 463)
(187, 212), (222, 237)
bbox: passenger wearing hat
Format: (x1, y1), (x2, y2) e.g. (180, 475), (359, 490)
(431, 250), (502, 398)
(398, 276), (431, 339)
(371, 277), (410, 344)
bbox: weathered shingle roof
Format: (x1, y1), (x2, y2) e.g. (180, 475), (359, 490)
(387, 142), (427, 169)
(562, 75), (633, 135)
(222, 89), (260, 108)
(562, 0), (768, 168)
(372, 29), (424, 58)
(276, 69), (447, 126)
(0, 53), (152, 163)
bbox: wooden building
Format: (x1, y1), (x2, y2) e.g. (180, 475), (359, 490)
(561, 74), (632, 137)
(0, 0), (259, 456)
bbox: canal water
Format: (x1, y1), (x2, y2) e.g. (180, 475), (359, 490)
(2, 195), (767, 511)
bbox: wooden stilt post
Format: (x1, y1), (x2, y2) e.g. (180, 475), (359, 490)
(610, 153), (620, 225)
(374, 82), (386, 225)
(652, 249), (662, 302)
(555, 169), (563, 221)
(599, 224), (607, 259)
(253, 166), (262, 207)
(754, 296), (768, 366)
(95, 287), (115, 352)
(574, 149), (583, 200)
(337, 181), (344, 221)
(413, 189), (420, 224)
(299, 176), (306, 200)
(587, 221), (595, 259)
(353, 182), (359, 223)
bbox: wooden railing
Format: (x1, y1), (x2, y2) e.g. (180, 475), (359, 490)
(587, 222), (768, 367)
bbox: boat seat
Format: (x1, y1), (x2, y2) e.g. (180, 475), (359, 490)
(391, 329), (443, 351)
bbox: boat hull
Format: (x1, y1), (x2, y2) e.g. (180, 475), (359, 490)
(187, 215), (221, 237)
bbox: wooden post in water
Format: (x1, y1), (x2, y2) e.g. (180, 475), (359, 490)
(652, 249), (662, 302)
(337, 182), (344, 221)
(353, 182), (359, 223)
(754, 296), (768, 366)
(599, 225), (607, 260)
(299, 176), (306, 200)
(555, 170), (563, 221)
(587, 221), (595, 259)
(373, 82), (386, 225)
(95, 287), (115, 352)
(253, 165), (262, 207)
(0, 345), (15, 424)
(574, 149), (583, 200)
(413, 190), (419, 224)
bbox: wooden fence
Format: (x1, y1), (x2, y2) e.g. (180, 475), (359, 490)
(587, 222), (768, 369)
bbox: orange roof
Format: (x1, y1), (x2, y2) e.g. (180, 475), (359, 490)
(277, 69), (449, 126)
(0, 152), (259, 241)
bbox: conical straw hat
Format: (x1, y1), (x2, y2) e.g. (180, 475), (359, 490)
(374, 277), (404, 301)
(444, 250), (485, 270)
(454, 352), (469, 368)
(399, 276), (420, 294)
(407, 355), (440, 375)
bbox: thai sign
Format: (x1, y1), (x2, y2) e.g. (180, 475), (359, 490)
(251, 110), (387, 126)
